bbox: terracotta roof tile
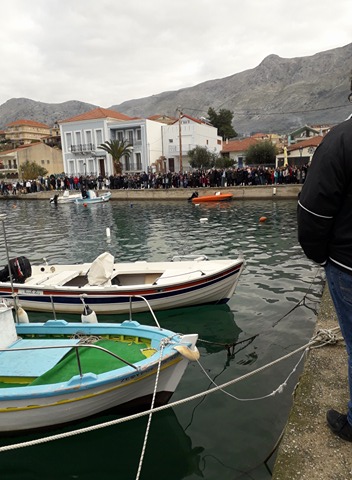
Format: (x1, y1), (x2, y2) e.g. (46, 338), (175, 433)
(6, 119), (50, 128)
(287, 135), (323, 152)
(60, 107), (133, 123)
(221, 137), (259, 153)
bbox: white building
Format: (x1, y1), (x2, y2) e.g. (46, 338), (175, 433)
(109, 118), (163, 173)
(60, 108), (221, 176)
(60, 108), (134, 177)
(60, 107), (165, 177)
(162, 114), (223, 172)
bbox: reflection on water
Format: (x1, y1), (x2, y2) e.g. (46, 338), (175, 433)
(0, 199), (325, 479)
(0, 409), (203, 480)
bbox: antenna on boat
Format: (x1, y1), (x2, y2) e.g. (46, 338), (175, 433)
(0, 214), (19, 323)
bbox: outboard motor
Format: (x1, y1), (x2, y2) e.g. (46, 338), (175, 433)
(0, 257), (32, 283)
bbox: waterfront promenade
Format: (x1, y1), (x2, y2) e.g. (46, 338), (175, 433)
(0, 184), (302, 201)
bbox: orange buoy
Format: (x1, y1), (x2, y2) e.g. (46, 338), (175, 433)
(83, 203), (88, 207)
(259, 216), (267, 222)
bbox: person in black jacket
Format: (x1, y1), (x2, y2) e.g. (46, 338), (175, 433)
(297, 116), (352, 442)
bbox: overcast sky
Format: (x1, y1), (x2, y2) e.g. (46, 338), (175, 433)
(0, 0), (351, 108)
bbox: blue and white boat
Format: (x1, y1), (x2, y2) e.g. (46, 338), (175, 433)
(0, 301), (198, 432)
(74, 190), (111, 204)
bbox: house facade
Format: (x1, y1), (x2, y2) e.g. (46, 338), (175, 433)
(109, 118), (164, 173)
(60, 108), (133, 177)
(0, 143), (64, 177)
(276, 135), (323, 167)
(221, 137), (259, 167)
(5, 119), (51, 146)
(60, 107), (165, 177)
(162, 114), (222, 172)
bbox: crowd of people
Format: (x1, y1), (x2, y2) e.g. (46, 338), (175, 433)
(0, 164), (308, 195)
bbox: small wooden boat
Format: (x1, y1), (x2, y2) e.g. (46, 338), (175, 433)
(0, 252), (244, 315)
(0, 301), (199, 432)
(192, 192), (233, 203)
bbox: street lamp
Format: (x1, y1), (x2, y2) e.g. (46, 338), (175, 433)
(83, 162), (87, 176)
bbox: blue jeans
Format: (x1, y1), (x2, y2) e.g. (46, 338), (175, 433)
(325, 262), (352, 424)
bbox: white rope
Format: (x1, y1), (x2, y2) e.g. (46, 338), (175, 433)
(310, 326), (343, 348)
(196, 347), (308, 402)
(134, 339), (166, 480)
(0, 334), (325, 453)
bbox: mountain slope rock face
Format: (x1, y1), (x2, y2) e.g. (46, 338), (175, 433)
(1, 43), (351, 134)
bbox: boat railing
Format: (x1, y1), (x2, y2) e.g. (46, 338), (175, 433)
(1, 292), (162, 329)
(171, 254), (208, 262)
(0, 342), (140, 379)
(153, 269), (205, 285)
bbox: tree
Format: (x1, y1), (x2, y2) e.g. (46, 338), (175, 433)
(20, 160), (48, 180)
(214, 156), (235, 169)
(99, 139), (132, 174)
(207, 107), (237, 140)
(188, 146), (214, 169)
(244, 140), (277, 165)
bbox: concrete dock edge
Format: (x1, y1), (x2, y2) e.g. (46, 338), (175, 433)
(0, 184), (302, 201)
(272, 284), (352, 479)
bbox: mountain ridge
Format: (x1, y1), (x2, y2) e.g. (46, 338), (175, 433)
(1, 43), (351, 134)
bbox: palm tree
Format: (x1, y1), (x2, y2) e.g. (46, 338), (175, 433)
(99, 139), (132, 174)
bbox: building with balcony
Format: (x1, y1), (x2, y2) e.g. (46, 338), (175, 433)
(162, 114), (222, 172)
(60, 107), (166, 176)
(60, 107), (134, 177)
(5, 119), (51, 147)
(109, 118), (164, 173)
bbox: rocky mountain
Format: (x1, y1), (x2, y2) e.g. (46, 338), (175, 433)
(0, 98), (97, 131)
(112, 43), (352, 134)
(1, 43), (351, 135)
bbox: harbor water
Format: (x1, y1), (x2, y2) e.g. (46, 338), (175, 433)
(0, 198), (324, 480)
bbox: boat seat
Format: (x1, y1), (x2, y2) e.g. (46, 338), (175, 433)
(43, 271), (80, 286)
(0, 338), (80, 377)
(25, 273), (52, 285)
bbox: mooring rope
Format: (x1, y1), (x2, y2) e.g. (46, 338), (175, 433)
(0, 327), (341, 454)
(135, 338), (166, 480)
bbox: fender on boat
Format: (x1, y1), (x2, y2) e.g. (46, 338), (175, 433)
(174, 345), (200, 361)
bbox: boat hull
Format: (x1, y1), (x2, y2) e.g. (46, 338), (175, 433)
(0, 259), (244, 314)
(75, 192), (111, 204)
(0, 355), (188, 432)
(192, 193), (233, 203)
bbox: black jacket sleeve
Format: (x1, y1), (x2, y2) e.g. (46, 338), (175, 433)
(297, 120), (352, 264)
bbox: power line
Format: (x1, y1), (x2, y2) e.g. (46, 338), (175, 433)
(181, 103), (350, 117)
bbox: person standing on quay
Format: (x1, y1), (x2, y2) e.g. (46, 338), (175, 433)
(297, 116), (352, 442)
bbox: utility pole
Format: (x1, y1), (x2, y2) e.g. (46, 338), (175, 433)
(177, 106), (183, 172)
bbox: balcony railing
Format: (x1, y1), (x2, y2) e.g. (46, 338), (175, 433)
(69, 143), (95, 153)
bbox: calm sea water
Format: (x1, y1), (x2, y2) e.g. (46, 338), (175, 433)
(0, 198), (324, 480)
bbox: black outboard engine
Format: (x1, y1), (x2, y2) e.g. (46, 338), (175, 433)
(0, 256), (32, 283)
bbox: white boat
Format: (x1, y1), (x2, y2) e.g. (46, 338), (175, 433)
(74, 190), (111, 204)
(50, 190), (83, 204)
(0, 252), (244, 315)
(0, 301), (199, 432)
